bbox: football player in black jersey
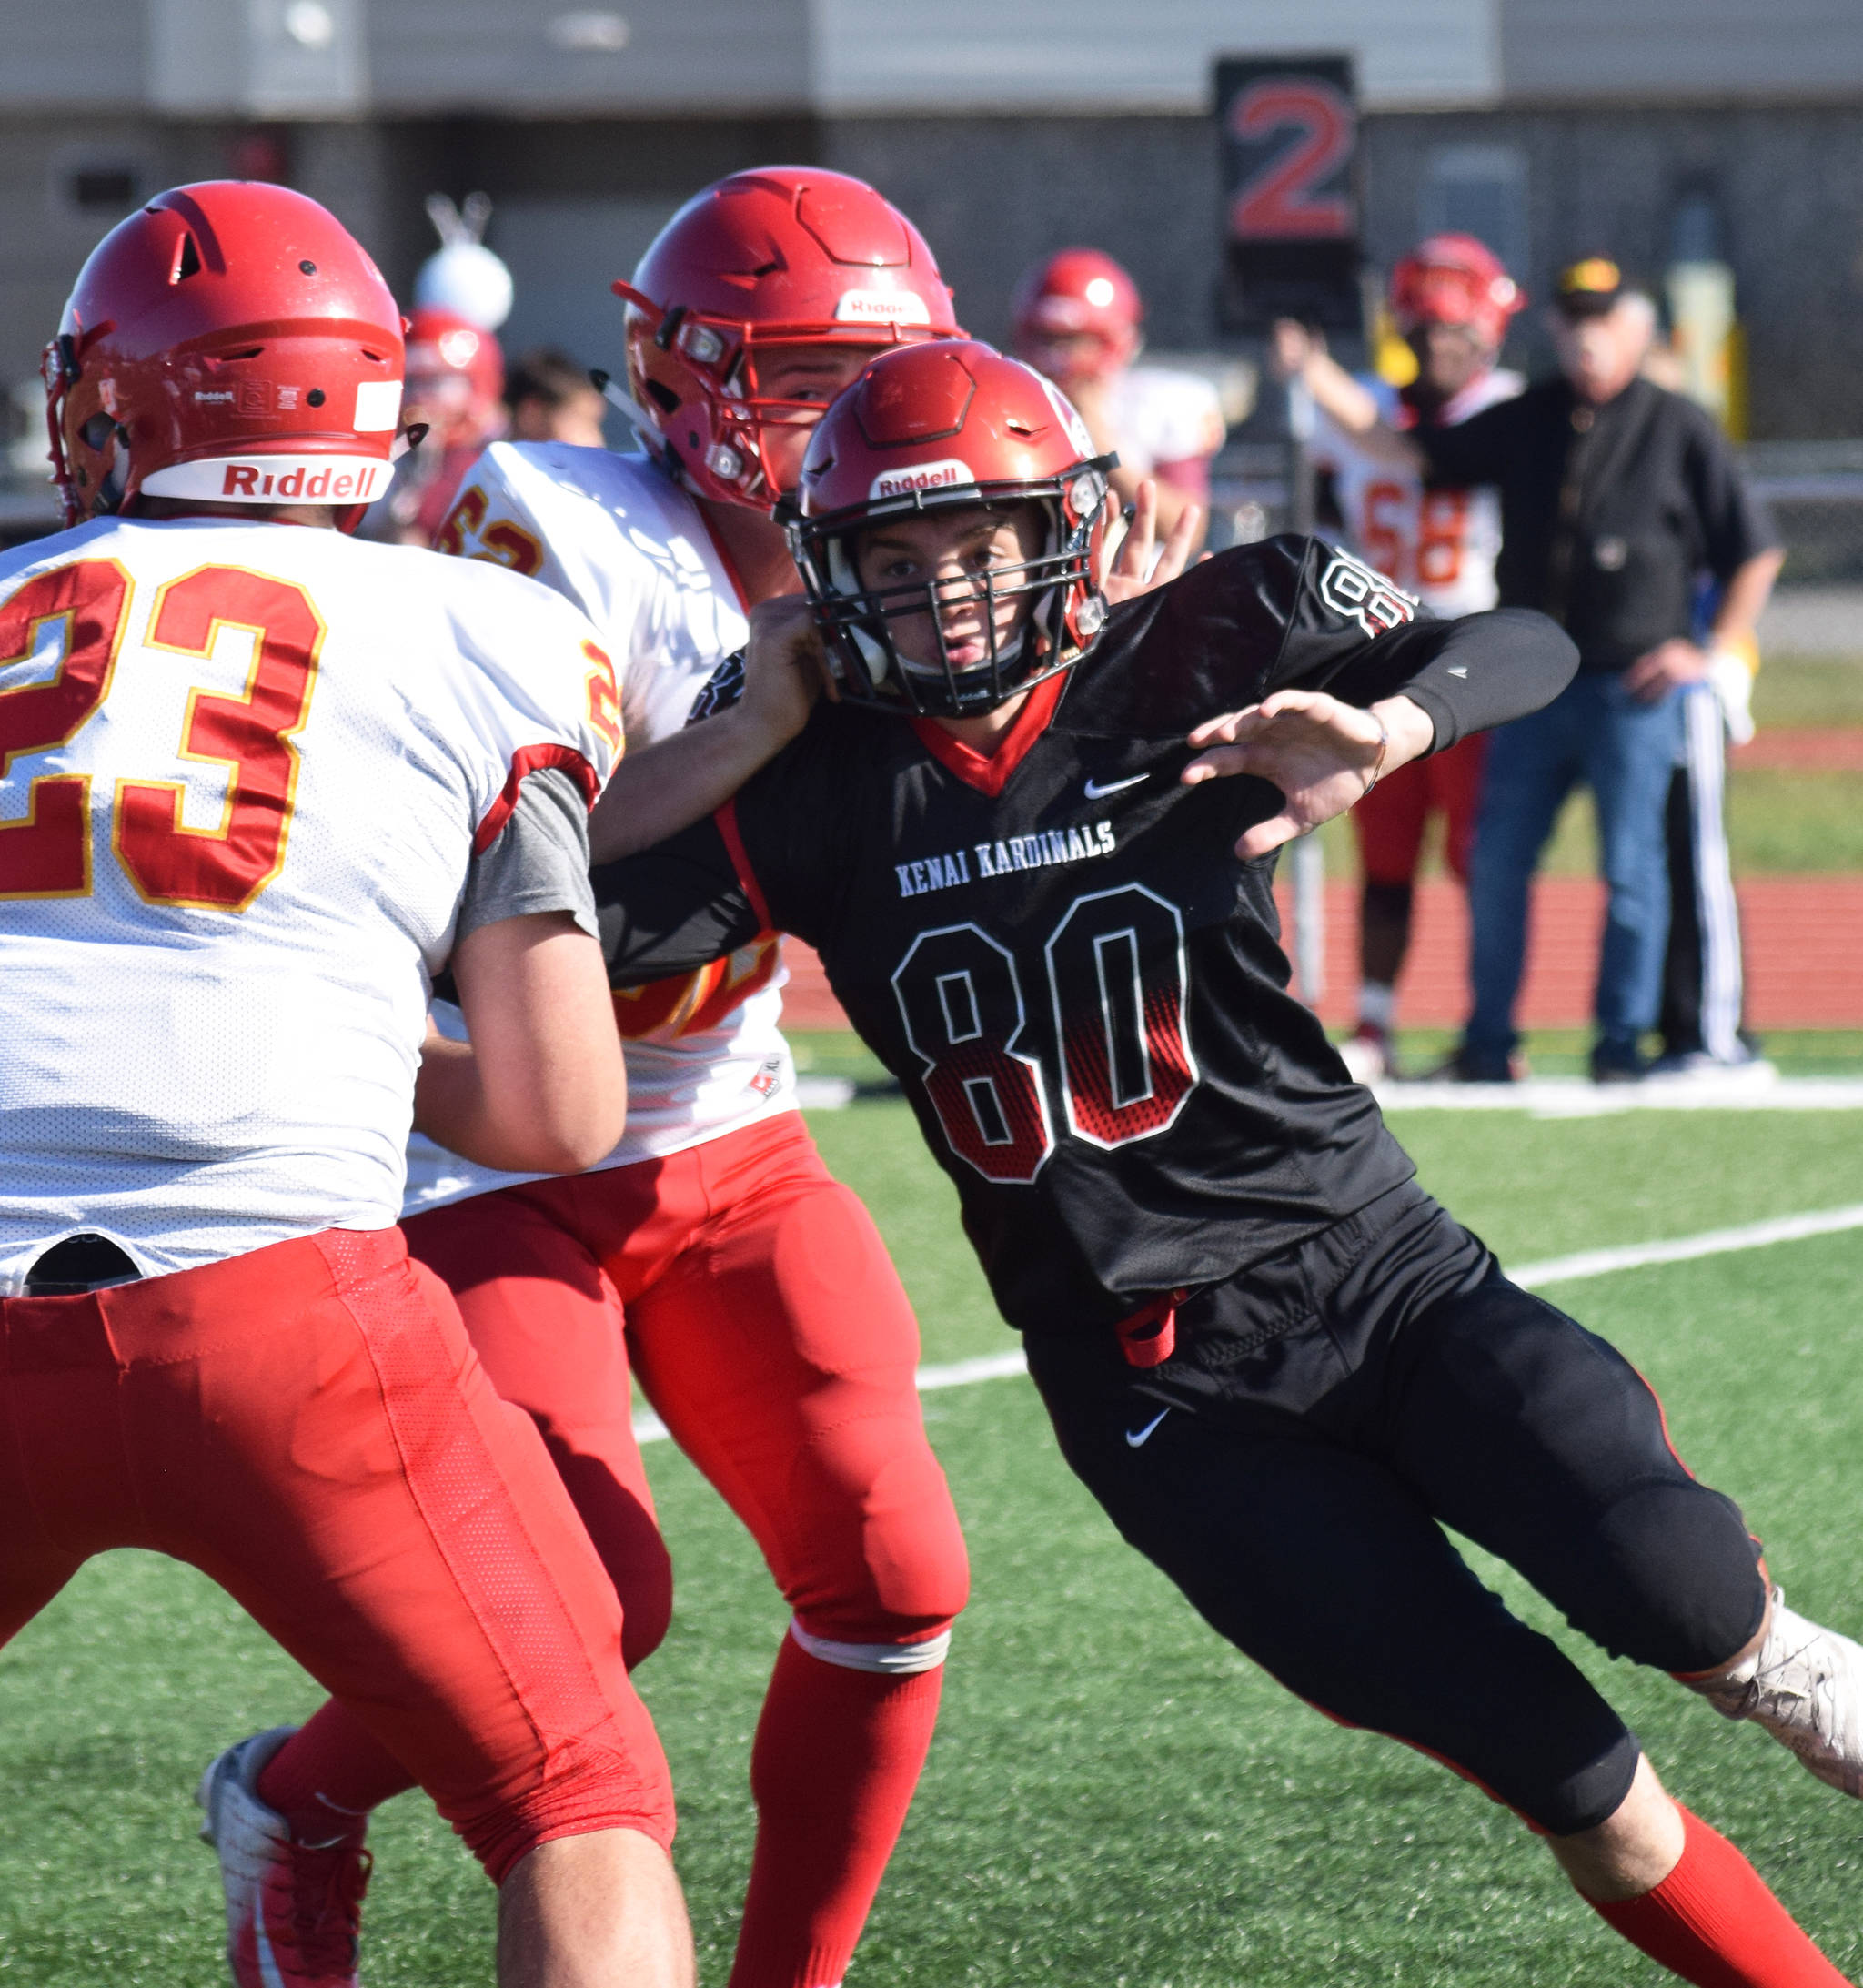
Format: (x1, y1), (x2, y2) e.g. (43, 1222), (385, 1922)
(591, 340), (1860, 1985)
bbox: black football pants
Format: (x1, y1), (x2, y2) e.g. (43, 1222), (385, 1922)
(1023, 1183), (1767, 1837)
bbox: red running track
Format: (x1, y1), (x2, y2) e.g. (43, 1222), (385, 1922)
(1732, 729), (1863, 772)
(779, 874), (1863, 1034)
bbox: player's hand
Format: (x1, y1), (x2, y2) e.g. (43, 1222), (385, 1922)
(740, 595), (838, 743)
(1269, 318), (1323, 382)
(1623, 638), (1711, 702)
(1182, 691), (1433, 859)
(1099, 479), (1204, 607)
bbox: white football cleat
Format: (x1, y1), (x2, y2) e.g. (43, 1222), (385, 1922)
(197, 1726), (371, 1987)
(1692, 1587), (1863, 1799)
(1337, 1024), (1394, 1085)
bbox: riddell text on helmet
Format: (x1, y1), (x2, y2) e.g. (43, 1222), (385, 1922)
(139, 456), (392, 503)
(871, 459), (975, 501)
(835, 288), (934, 325)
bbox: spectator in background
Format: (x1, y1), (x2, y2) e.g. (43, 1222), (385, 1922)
(506, 346), (608, 448)
(1012, 248), (1224, 550)
(1279, 257), (1782, 1083)
(1292, 235), (1526, 1083)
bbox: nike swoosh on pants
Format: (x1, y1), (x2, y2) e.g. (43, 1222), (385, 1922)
(1125, 1407), (1172, 1448)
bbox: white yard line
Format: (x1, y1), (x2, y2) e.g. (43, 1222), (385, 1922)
(629, 1203), (1863, 1444)
(799, 1075), (1863, 1119)
(1375, 1075), (1863, 1118)
(1509, 1203), (1863, 1288)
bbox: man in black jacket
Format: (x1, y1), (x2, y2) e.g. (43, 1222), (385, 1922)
(1277, 259), (1781, 1082)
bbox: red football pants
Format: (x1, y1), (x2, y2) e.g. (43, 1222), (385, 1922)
(402, 1108), (970, 1653)
(0, 1227), (673, 1879)
(1354, 731), (1489, 887)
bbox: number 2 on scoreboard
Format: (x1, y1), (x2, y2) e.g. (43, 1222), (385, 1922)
(0, 558), (320, 908)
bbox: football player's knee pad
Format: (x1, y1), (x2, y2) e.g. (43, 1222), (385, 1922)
(782, 1412), (971, 1640)
(616, 1554), (674, 1672)
(1584, 1478), (1766, 1674)
(548, 1449), (675, 1670)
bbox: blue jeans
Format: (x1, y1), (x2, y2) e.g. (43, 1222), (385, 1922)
(1465, 672), (1683, 1061)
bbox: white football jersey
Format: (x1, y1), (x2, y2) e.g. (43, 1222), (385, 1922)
(404, 442), (793, 1216)
(1107, 366), (1227, 475)
(0, 515), (620, 1290)
(1312, 369), (1524, 617)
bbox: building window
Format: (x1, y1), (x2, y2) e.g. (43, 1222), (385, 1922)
(49, 151), (146, 220)
(1419, 146), (1527, 280)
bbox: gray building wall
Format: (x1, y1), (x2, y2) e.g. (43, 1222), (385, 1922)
(5, 1), (1863, 449)
(1500, 0), (1863, 101)
(836, 104), (1863, 440)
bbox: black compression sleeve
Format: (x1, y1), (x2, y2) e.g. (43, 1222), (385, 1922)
(1310, 608), (1578, 752)
(592, 813), (765, 988)
(1412, 397), (1516, 487)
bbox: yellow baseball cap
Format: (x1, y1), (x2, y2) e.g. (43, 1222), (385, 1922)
(1555, 257), (1625, 318)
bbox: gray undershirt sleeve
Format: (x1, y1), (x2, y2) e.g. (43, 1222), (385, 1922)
(458, 764), (599, 942)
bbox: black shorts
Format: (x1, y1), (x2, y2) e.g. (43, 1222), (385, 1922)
(1022, 1182), (1766, 1837)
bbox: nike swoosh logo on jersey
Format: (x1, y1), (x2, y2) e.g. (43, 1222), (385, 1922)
(1447, 665), (1468, 677)
(1124, 1408), (1172, 1448)
(1084, 772), (1148, 800)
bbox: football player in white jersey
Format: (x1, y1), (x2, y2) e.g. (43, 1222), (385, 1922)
(1298, 235), (1526, 1080)
(6, 183), (693, 1987)
(232, 167), (970, 1988)
(242, 167), (1199, 1988)
(1012, 247), (1227, 550)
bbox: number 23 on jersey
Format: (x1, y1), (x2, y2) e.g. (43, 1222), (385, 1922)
(0, 558), (320, 908)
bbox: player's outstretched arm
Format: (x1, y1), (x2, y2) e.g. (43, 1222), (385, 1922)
(1183, 691), (1435, 858)
(589, 598), (833, 866)
(1270, 319), (1420, 469)
(416, 911), (627, 1173)
(1181, 593), (1577, 858)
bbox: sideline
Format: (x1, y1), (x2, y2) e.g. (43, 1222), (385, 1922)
(629, 1202), (1863, 1445)
(1373, 1075), (1863, 1118)
(796, 1075), (1863, 1119)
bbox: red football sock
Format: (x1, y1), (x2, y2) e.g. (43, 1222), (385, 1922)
(729, 1633), (945, 1988)
(1588, 1804), (1850, 1986)
(257, 1700), (417, 1845)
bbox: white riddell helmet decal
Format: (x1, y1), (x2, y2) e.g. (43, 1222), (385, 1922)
(836, 289), (933, 325)
(870, 459), (977, 501)
(139, 455), (394, 503)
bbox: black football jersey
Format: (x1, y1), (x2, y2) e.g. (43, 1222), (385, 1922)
(594, 536), (1577, 1337)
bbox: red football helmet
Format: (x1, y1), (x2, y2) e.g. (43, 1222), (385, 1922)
(403, 306), (505, 451)
(783, 339), (1116, 719)
(1389, 235), (1524, 348)
(45, 181), (406, 529)
(614, 167), (961, 508)
(1012, 248), (1143, 386)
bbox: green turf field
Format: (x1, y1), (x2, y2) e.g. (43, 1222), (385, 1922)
(4, 1095), (1863, 1984)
